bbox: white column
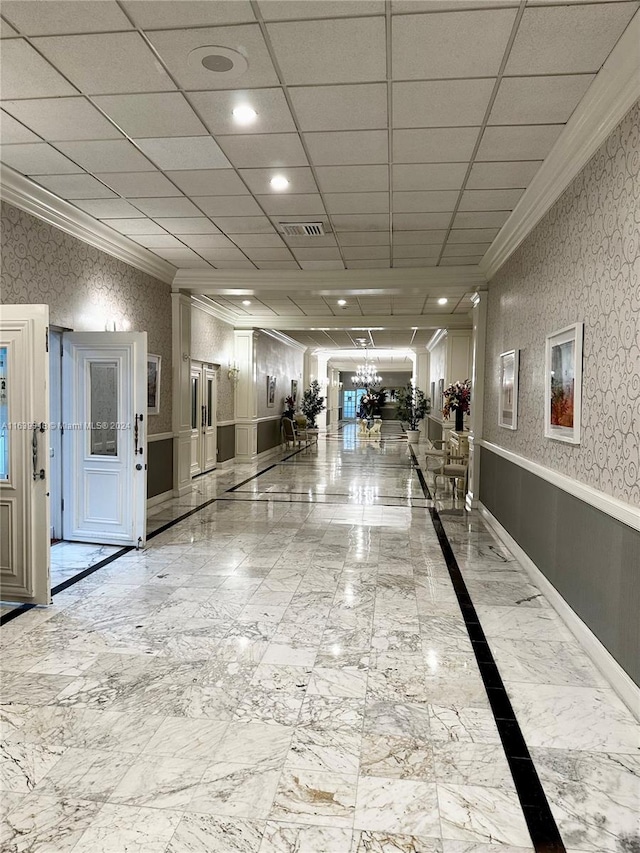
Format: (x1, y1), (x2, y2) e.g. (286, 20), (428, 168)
(172, 292), (192, 496)
(315, 352), (329, 430)
(466, 290), (488, 511)
(416, 350), (430, 439)
(234, 329), (258, 463)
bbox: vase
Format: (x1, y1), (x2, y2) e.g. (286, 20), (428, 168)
(455, 408), (464, 432)
(406, 429), (421, 444)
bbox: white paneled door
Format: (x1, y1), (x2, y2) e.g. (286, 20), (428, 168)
(190, 361), (217, 478)
(63, 332), (147, 547)
(0, 305), (51, 604)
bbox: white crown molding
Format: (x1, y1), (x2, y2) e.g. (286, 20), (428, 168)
(259, 328), (308, 352)
(233, 314), (472, 331)
(478, 503), (640, 720)
(480, 440), (640, 533)
(190, 294), (237, 326)
(481, 11), (640, 281)
(0, 167), (176, 285)
(173, 266), (487, 295)
(426, 329), (447, 352)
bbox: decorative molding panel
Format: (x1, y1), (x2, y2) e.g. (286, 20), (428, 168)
(481, 12), (640, 280)
(0, 167), (176, 285)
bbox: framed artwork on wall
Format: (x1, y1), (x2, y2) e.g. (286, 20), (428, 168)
(544, 323), (583, 444)
(267, 375), (276, 408)
(291, 379), (298, 404)
(498, 349), (519, 430)
(147, 354), (161, 415)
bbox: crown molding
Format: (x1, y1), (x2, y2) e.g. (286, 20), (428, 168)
(426, 329), (448, 351)
(233, 313), (472, 330)
(481, 11), (640, 281)
(0, 167), (176, 285)
(190, 294), (237, 326)
(173, 266), (487, 295)
(259, 328), (309, 352)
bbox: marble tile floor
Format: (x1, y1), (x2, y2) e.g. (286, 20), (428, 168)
(1, 423), (639, 853)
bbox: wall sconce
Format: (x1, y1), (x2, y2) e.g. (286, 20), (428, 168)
(227, 362), (240, 384)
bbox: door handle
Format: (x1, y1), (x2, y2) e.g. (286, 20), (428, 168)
(32, 422), (45, 481)
(202, 405), (206, 428)
(134, 413), (144, 455)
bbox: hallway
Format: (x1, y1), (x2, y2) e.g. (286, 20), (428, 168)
(1, 426), (638, 852)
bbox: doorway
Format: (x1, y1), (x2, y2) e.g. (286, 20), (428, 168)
(344, 388), (366, 419)
(190, 361), (217, 477)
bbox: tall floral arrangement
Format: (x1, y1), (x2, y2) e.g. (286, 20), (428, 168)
(301, 380), (325, 428)
(442, 379), (471, 420)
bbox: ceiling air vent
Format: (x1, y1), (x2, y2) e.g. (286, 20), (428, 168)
(279, 222), (325, 237)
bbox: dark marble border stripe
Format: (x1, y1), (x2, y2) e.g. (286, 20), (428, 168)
(408, 444), (566, 853)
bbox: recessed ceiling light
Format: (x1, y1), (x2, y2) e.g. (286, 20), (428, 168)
(232, 105), (257, 125)
(438, 297), (448, 305)
(270, 175), (289, 191)
(337, 299), (346, 306)
(242, 299), (251, 306)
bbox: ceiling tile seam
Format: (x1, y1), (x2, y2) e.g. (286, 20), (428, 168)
(385, 0), (394, 268)
(436, 0), (528, 266)
(251, 0), (349, 271)
(111, 0), (273, 271)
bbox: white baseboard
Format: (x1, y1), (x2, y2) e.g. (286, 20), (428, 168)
(478, 502), (640, 721)
(217, 458), (235, 469)
(147, 489), (173, 509)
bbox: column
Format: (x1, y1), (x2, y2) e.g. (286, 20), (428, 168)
(415, 350), (430, 439)
(172, 292), (192, 496)
(234, 329), (258, 463)
(466, 290), (488, 511)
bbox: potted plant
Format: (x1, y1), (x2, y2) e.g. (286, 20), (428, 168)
(395, 383), (430, 443)
(442, 379), (471, 432)
(301, 380), (325, 429)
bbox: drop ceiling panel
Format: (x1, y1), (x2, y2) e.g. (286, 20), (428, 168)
(130, 233), (184, 248)
(123, 0), (256, 28)
(239, 167), (319, 195)
(33, 174), (117, 199)
(212, 216), (278, 234)
(392, 9), (517, 79)
(339, 232), (391, 246)
(0, 20), (19, 37)
(393, 244), (441, 258)
(154, 218), (221, 234)
(135, 137), (231, 171)
(489, 75), (595, 125)
(292, 248), (342, 260)
(258, 193), (326, 215)
(102, 218), (167, 235)
(393, 230), (448, 245)
(392, 191), (458, 213)
(453, 210), (511, 228)
(267, 18), (386, 85)
(304, 131), (388, 166)
(442, 242), (492, 256)
(243, 248), (295, 261)
(217, 133), (308, 168)
(393, 128), (479, 163)
(476, 125), (564, 161)
(210, 260), (258, 269)
(94, 94), (208, 139)
(150, 247), (210, 266)
(3, 98), (123, 141)
(96, 172), (182, 197)
(256, 261), (301, 270)
(260, 1), (384, 20)
(346, 260), (390, 269)
(0, 142), (81, 174)
(441, 255), (484, 265)
(393, 79), (495, 128)
(283, 235), (339, 248)
(189, 88), (296, 135)
(33, 32), (176, 94)
(506, 3), (637, 75)
(394, 258), (438, 267)
(324, 193), (389, 215)
(392, 163), (468, 192)
(195, 247), (248, 261)
(194, 195), (263, 217)
(289, 84), (388, 132)
(166, 170), (249, 196)
(332, 214), (390, 232)
(0, 111), (40, 144)
(342, 246), (391, 260)
(147, 25), (278, 90)
(180, 234), (235, 249)
(57, 140), (155, 173)
(315, 165), (389, 193)
(232, 233), (287, 248)
(0, 39), (76, 99)
(128, 197), (202, 217)
(73, 198), (145, 218)
(393, 213), (452, 230)
(467, 160), (543, 189)
(448, 228), (500, 243)
(392, 1), (518, 10)
(2, 1), (132, 34)
(459, 188), (524, 210)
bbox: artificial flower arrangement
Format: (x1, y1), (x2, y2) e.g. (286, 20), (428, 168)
(442, 379), (471, 430)
(283, 395), (296, 418)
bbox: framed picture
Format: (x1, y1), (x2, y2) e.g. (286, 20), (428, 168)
(267, 375), (276, 408)
(291, 379), (298, 404)
(544, 323), (583, 444)
(147, 354), (161, 415)
(498, 349), (519, 430)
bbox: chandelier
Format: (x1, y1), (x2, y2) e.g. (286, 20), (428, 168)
(351, 350), (382, 389)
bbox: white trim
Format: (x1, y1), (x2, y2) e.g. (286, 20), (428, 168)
(478, 502), (640, 721)
(190, 295), (237, 326)
(0, 167), (176, 284)
(217, 457), (235, 469)
(255, 414), (283, 423)
(216, 419), (236, 427)
(481, 12), (640, 280)
(256, 443), (286, 464)
(479, 440), (640, 533)
(426, 329), (447, 352)
(147, 432), (173, 443)
(147, 489), (173, 509)
(259, 328), (308, 352)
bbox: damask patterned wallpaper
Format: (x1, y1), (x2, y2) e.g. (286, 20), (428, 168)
(484, 101), (640, 507)
(256, 331), (304, 420)
(190, 305), (235, 422)
(1, 202), (172, 435)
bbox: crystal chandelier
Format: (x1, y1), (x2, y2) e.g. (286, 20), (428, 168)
(351, 349), (382, 389)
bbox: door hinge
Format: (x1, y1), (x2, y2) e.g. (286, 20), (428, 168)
(45, 327), (49, 353)
(61, 497), (64, 512)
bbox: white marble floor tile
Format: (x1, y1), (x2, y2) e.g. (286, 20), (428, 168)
(168, 813), (265, 853)
(437, 783), (531, 847)
(260, 821), (353, 853)
(354, 776), (440, 836)
(270, 768), (358, 828)
(71, 803), (182, 852)
(0, 792), (104, 853)
(188, 762), (282, 819)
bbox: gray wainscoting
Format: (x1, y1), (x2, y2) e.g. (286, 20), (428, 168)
(479, 446), (640, 687)
(147, 438), (173, 499)
(217, 424), (236, 463)
(257, 418), (282, 455)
